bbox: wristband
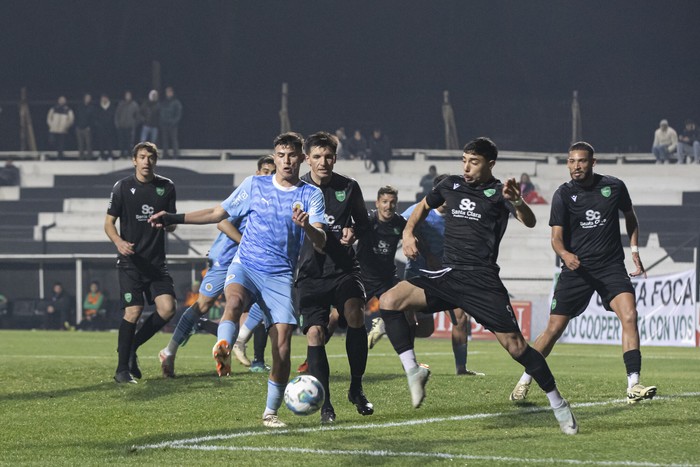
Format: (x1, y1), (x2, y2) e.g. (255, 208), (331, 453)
(511, 197), (523, 207)
(630, 245), (639, 253)
(162, 213), (185, 226)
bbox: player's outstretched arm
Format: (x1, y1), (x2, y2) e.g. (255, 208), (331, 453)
(624, 207), (646, 278)
(503, 177), (536, 228)
(149, 205), (229, 228)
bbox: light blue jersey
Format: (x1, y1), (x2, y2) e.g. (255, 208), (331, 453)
(207, 215), (247, 267)
(221, 175), (325, 275)
(401, 203), (446, 275)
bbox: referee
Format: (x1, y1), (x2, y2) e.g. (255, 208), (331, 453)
(105, 142), (177, 384)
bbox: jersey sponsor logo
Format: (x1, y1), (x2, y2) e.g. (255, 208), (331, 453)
(156, 187), (165, 196)
(124, 292), (132, 303)
(373, 239), (392, 255)
(571, 195), (577, 202)
(483, 188), (496, 197)
(601, 186), (611, 197)
(451, 197), (482, 220)
(335, 190), (346, 202)
(232, 191), (249, 206)
(130, 188), (136, 195)
(136, 204), (155, 222)
(324, 213), (336, 225)
(579, 209), (606, 229)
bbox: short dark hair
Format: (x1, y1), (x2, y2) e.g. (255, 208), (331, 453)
(463, 137), (498, 161)
(433, 173), (449, 187)
(377, 185), (398, 199)
(569, 141), (595, 157)
(132, 141), (159, 159)
(304, 131), (338, 154)
(257, 155), (275, 170)
(273, 132), (304, 153)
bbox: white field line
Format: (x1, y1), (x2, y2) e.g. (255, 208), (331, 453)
(135, 392), (700, 467)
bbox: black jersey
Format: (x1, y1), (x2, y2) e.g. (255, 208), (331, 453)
(355, 210), (406, 282)
(107, 174), (176, 269)
(296, 172), (369, 280)
(549, 173), (632, 267)
(425, 175), (515, 270)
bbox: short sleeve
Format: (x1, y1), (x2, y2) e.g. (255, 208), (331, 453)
(617, 180), (632, 213)
(221, 176), (253, 218)
(425, 178), (447, 209)
(107, 181), (122, 217)
(549, 188), (566, 227)
(307, 187), (326, 225)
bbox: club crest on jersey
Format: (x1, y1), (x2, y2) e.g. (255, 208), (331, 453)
(156, 187), (165, 196)
(292, 201), (303, 211)
(601, 186), (611, 197)
(571, 195), (577, 202)
(335, 190), (346, 202)
(483, 188), (496, 197)
(124, 293), (132, 303)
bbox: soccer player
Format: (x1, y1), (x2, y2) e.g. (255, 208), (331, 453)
(105, 142), (178, 384)
(149, 132), (326, 428)
(379, 137), (578, 435)
(296, 131), (373, 423)
(510, 141), (656, 404)
(158, 155), (276, 377)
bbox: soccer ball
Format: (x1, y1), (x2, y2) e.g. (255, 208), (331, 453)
(284, 375), (325, 415)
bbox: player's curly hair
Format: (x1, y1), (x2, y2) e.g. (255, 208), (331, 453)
(463, 137), (498, 161)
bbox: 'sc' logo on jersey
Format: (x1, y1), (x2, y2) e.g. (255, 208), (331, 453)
(142, 204), (154, 215)
(459, 198), (476, 211)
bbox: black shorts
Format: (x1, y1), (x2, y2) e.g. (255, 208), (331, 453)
(297, 273), (366, 334)
(552, 261), (634, 318)
(408, 267), (520, 334)
(118, 264), (176, 309)
(363, 275), (399, 300)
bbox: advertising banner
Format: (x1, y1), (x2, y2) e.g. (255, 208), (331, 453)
(559, 269), (697, 347)
(431, 300), (531, 341)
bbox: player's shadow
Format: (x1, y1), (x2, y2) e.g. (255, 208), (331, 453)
(0, 381), (125, 403)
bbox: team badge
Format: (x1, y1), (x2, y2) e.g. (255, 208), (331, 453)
(483, 188), (496, 197)
(393, 228), (401, 235)
(551, 299), (557, 310)
(601, 186), (611, 197)
(124, 293), (133, 303)
(335, 190), (346, 202)
(292, 201), (303, 211)
(205, 283), (213, 292)
(156, 187), (165, 196)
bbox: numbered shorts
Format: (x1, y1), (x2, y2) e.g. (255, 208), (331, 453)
(552, 262), (634, 318)
(118, 264), (175, 309)
(224, 260), (296, 327)
(408, 267), (520, 334)
(297, 273), (366, 334)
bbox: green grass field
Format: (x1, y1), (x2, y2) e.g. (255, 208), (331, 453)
(1, 329), (698, 466)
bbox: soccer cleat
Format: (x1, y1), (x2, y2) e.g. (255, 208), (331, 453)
(510, 381), (531, 401)
(320, 406), (337, 424)
(158, 349), (176, 378)
(348, 389), (374, 415)
(249, 361), (271, 373)
(212, 339), (232, 377)
(114, 370), (137, 384)
(262, 414), (287, 428)
(297, 359), (309, 374)
(553, 400), (578, 435)
(457, 368), (485, 376)
(406, 365), (431, 408)
(367, 317), (386, 349)
(232, 341), (251, 367)
(128, 351), (142, 379)
(627, 384), (657, 404)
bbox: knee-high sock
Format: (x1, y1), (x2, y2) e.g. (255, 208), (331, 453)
(307, 345), (331, 408)
(514, 345), (556, 393)
(253, 324), (268, 363)
(380, 309), (414, 354)
(217, 319), (238, 346)
(117, 319), (137, 372)
(453, 343), (467, 368)
(133, 312), (169, 350)
(264, 379), (285, 414)
(346, 326), (368, 392)
(623, 349), (642, 387)
(167, 303), (200, 354)
(197, 317), (219, 336)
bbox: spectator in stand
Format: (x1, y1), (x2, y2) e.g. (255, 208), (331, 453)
(44, 282), (72, 330)
(46, 96), (74, 160)
(140, 90), (160, 144)
(369, 128), (392, 173)
(0, 159), (21, 186)
(335, 127), (349, 159)
(519, 173), (547, 204)
(416, 165), (437, 201)
(95, 94), (116, 160)
(159, 86), (183, 159)
(346, 129), (368, 160)
(75, 93), (95, 160)
(115, 91), (141, 158)
(80, 281), (105, 331)
(676, 119), (700, 164)
(651, 119), (678, 164)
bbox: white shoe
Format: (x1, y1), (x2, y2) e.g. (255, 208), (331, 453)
(553, 400), (578, 435)
(262, 414), (287, 428)
(509, 381), (530, 401)
(232, 341), (251, 367)
(368, 317), (386, 349)
(406, 365), (431, 408)
(158, 349), (176, 378)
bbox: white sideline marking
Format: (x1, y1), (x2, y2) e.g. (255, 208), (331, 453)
(135, 392), (700, 467)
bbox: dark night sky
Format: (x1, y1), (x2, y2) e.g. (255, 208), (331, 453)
(1, 0), (698, 152)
